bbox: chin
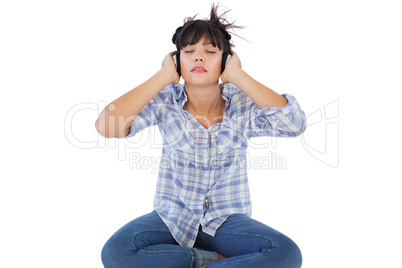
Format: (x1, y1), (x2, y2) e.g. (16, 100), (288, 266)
(184, 80), (220, 87)
(183, 75), (220, 87)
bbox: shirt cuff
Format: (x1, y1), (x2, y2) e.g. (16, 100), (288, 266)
(254, 94), (299, 117)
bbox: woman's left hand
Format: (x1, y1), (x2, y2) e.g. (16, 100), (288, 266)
(221, 51), (242, 84)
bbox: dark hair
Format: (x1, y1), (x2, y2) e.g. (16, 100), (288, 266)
(172, 3), (244, 53)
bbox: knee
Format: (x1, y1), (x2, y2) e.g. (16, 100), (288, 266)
(101, 236), (120, 268)
(260, 234), (302, 268)
(282, 236), (302, 268)
(101, 233), (134, 268)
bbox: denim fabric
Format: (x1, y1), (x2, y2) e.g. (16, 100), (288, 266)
(101, 211), (302, 268)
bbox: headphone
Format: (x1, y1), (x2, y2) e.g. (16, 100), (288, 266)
(173, 51), (231, 77)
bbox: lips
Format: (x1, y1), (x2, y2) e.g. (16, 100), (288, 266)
(191, 66), (207, 72)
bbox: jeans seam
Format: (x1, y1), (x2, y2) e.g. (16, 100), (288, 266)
(136, 248), (215, 260)
(138, 248), (193, 256)
(130, 230), (174, 252)
(217, 230), (272, 239)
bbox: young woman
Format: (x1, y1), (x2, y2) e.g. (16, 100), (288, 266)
(97, 4), (306, 268)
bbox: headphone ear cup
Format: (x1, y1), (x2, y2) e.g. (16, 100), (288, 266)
(173, 52), (181, 77)
(221, 52), (232, 74)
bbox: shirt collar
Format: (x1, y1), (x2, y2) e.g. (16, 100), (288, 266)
(173, 83), (235, 107)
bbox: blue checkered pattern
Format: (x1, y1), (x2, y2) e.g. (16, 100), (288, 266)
(126, 83), (306, 247)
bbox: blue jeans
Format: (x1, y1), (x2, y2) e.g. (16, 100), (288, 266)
(101, 211), (302, 268)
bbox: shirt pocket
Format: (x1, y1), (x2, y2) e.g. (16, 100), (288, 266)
(161, 113), (195, 154)
(216, 119), (248, 154)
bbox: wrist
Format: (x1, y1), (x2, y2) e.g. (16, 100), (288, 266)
(226, 67), (246, 86)
(158, 68), (178, 85)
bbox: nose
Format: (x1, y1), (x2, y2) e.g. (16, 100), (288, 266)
(195, 56), (204, 62)
(194, 50), (205, 62)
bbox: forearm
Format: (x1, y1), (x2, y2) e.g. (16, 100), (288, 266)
(228, 67), (288, 108)
(95, 69), (173, 138)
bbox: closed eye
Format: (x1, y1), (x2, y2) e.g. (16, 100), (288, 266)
(183, 50), (217, 54)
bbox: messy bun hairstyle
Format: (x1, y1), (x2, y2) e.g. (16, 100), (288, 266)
(172, 3), (244, 53)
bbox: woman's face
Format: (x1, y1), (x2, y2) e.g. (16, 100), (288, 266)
(180, 37), (222, 87)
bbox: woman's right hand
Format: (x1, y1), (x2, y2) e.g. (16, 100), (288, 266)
(161, 51), (180, 85)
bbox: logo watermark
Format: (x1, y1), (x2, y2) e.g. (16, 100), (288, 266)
(301, 100), (339, 167)
(128, 151), (287, 174)
(64, 99), (339, 169)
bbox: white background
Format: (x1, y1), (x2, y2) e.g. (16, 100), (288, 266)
(1, 0), (401, 267)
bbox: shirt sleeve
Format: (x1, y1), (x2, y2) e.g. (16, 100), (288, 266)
(247, 94), (307, 138)
(123, 98), (158, 138)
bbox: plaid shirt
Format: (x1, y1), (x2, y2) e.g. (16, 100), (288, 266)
(126, 83), (306, 247)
